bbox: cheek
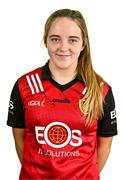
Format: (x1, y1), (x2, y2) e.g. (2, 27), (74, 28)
(73, 47), (83, 55)
(78, 45), (84, 54)
(47, 47), (57, 58)
(47, 43), (58, 53)
(47, 49), (53, 58)
(72, 42), (83, 52)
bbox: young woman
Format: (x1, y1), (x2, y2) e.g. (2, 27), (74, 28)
(7, 9), (117, 180)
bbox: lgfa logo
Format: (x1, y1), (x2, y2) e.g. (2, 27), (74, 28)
(28, 100), (45, 107)
(35, 122), (83, 148)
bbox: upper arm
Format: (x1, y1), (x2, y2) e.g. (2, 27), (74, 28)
(97, 87), (118, 137)
(12, 128), (25, 144)
(7, 81), (25, 128)
(97, 136), (113, 149)
(12, 128), (25, 163)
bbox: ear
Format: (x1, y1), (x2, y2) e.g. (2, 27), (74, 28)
(81, 45), (84, 51)
(45, 42), (47, 48)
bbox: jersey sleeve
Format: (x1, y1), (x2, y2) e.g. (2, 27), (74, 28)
(97, 87), (117, 137)
(7, 81), (25, 128)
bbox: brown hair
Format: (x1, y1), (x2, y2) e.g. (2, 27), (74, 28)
(43, 9), (104, 126)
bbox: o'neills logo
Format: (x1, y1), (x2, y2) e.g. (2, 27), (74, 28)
(49, 98), (70, 103)
(35, 122), (83, 148)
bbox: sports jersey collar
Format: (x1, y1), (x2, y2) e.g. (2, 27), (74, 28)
(41, 61), (84, 82)
(42, 61), (52, 80)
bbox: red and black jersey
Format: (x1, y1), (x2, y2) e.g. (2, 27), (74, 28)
(7, 62), (117, 180)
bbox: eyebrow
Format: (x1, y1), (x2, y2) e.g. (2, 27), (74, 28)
(49, 35), (60, 38)
(49, 35), (80, 39)
(68, 36), (80, 39)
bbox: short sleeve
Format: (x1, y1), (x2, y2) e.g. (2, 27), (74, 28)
(7, 81), (25, 128)
(97, 87), (118, 137)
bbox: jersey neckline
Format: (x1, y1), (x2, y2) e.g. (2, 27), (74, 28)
(41, 61), (84, 91)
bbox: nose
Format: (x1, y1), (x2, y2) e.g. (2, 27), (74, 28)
(59, 41), (69, 52)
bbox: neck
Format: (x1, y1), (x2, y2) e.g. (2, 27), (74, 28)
(49, 61), (77, 85)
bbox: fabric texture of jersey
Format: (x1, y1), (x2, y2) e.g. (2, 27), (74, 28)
(7, 63), (117, 180)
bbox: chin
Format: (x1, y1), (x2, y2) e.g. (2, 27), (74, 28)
(59, 65), (72, 70)
(56, 62), (71, 69)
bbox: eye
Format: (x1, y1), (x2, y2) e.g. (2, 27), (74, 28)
(50, 38), (60, 43)
(69, 38), (78, 44)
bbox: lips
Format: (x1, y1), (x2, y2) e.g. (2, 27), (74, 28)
(57, 54), (71, 56)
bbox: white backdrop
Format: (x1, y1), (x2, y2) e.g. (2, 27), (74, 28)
(0, 0), (123, 179)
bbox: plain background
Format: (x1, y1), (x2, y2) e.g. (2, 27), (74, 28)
(0, 0), (123, 179)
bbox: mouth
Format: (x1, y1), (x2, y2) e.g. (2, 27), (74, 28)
(56, 54), (71, 57)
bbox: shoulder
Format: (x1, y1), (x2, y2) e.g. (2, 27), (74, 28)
(16, 66), (44, 88)
(16, 66), (44, 95)
(101, 80), (112, 99)
(18, 67), (42, 83)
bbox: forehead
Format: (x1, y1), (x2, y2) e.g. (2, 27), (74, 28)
(48, 17), (82, 36)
